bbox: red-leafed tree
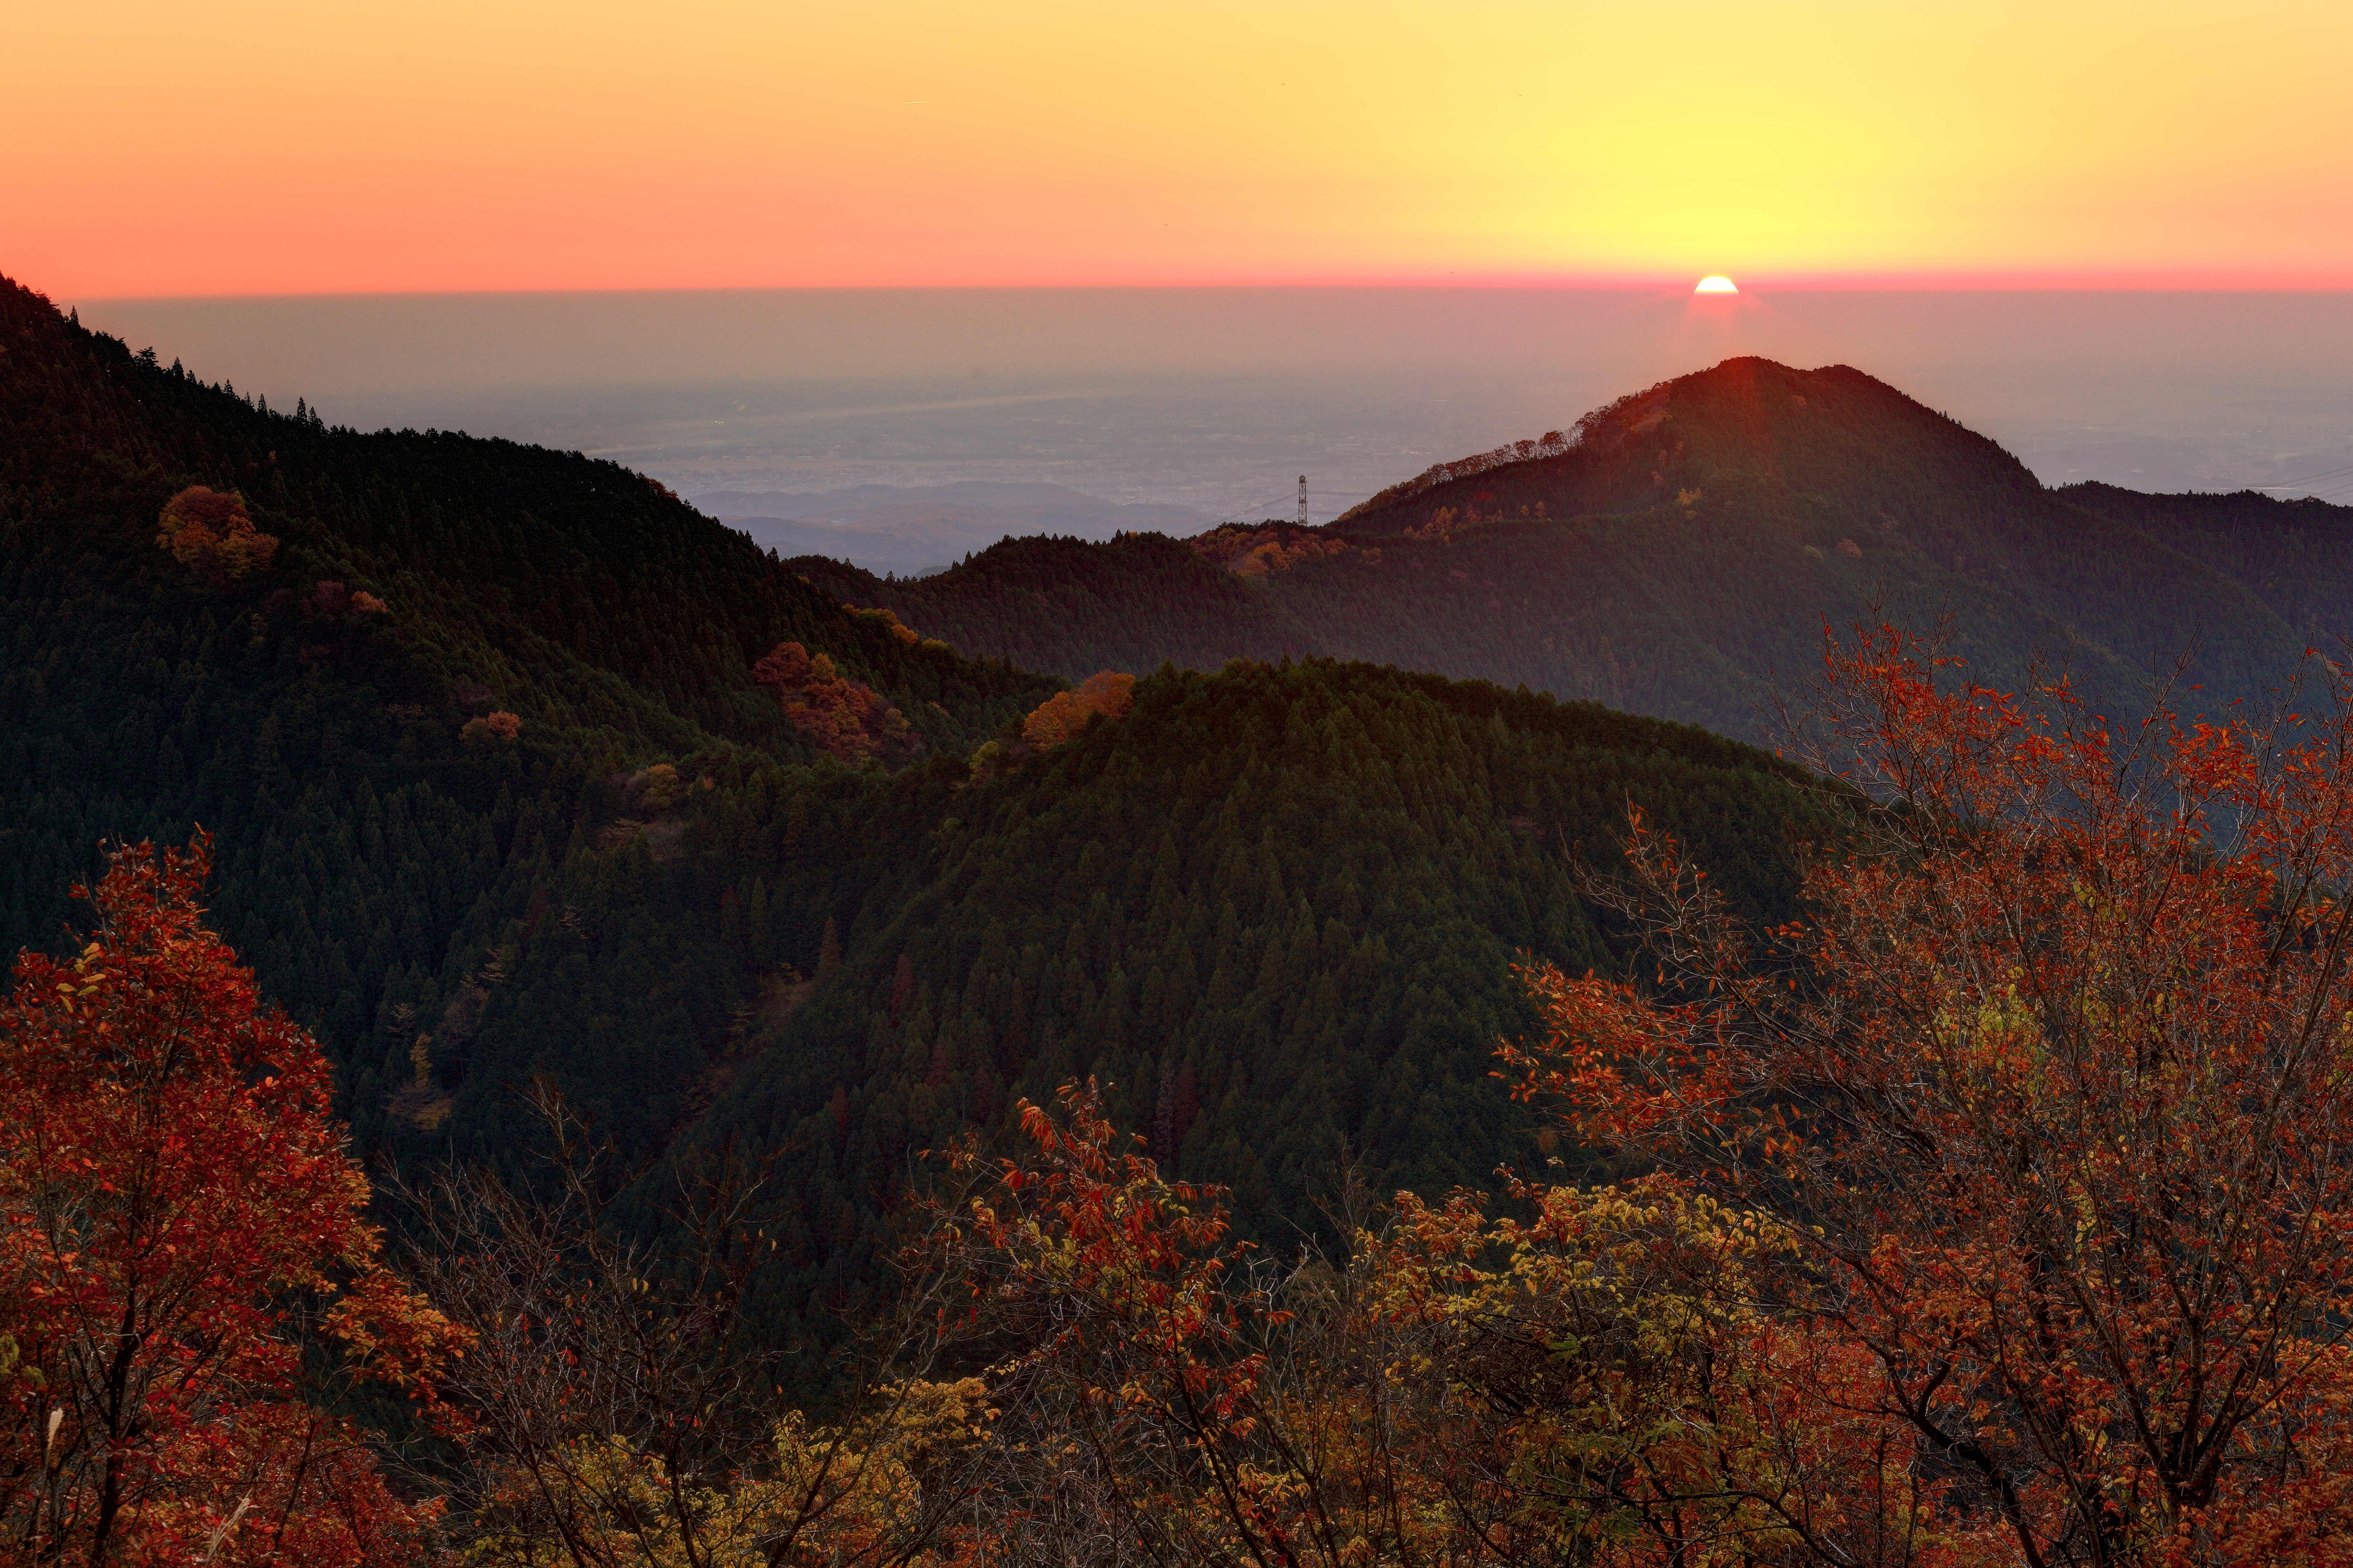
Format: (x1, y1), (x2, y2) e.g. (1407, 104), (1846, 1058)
(1514, 623), (2353, 1564)
(1020, 671), (1135, 748)
(154, 487), (278, 585)
(0, 834), (465, 1567)
(923, 1082), (1280, 1562)
(751, 641), (919, 763)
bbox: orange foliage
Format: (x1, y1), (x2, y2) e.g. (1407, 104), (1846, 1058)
(1511, 621), (2353, 1563)
(927, 1083), (1279, 1559)
(1367, 1177), (1986, 1566)
(931, 1082), (1979, 1566)
(155, 486), (279, 584)
(1021, 670), (1135, 747)
(1401, 500), (1541, 541)
(462, 710), (523, 742)
(752, 641), (919, 763)
(302, 580), (386, 619)
(1188, 523), (1360, 577)
(0, 835), (465, 1566)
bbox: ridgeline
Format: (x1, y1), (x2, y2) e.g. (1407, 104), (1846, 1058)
(1, 276), (1837, 1356)
(805, 357), (2353, 741)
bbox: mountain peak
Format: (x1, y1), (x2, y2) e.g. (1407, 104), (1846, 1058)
(1336, 357), (2040, 537)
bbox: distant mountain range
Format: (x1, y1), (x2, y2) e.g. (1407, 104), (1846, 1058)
(692, 480), (1208, 574)
(796, 358), (2353, 742)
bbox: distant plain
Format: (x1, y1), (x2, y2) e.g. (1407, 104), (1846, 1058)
(77, 288), (2353, 543)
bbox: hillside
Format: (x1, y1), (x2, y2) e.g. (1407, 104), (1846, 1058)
(812, 358), (2353, 739)
(0, 277), (1839, 1354)
(0, 271), (1053, 1092)
(2058, 480), (2353, 644)
(638, 659), (1837, 1345)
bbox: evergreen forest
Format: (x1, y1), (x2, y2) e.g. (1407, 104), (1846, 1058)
(0, 273), (1827, 1327)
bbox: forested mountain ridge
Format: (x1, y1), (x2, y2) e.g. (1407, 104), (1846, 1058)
(658, 658), (1838, 1347)
(792, 530), (1319, 675)
(2, 274), (1841, 1353)
(2055, 479), (2353, 644)
(0, 271), (1051, 1112)
(811, 358), (2353, 739)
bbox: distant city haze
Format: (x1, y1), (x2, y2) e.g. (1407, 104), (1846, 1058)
(77, 290), (2353, 552)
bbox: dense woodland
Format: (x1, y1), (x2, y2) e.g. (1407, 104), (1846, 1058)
(20, 636), (2353, 1564)
(0, 274), (1827, 1330)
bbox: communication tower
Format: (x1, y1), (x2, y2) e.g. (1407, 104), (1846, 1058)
(1298, 476), (1308, 526)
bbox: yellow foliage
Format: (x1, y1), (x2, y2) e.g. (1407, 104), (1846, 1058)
(847, 604), (923, 645)
(1353, 1179), (1975, 1564)
(463, 1380), (993, 1567)
(639, 762), (680, 807)
(460, 711), (523, 743)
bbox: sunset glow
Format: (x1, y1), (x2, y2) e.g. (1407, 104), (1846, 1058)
(7, 0), (2351, 297)
(1695, 277), (1740, 295)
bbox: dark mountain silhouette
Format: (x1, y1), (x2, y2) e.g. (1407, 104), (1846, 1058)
(803, 358), (2353, 739)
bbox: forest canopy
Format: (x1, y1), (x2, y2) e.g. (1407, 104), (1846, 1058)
(13, 627), (2353, 1563)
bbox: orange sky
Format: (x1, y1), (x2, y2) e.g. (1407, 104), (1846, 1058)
(10, 0), (2350, 297)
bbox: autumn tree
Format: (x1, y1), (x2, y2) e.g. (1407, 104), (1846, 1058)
(1020, 671), (1135, 748)
(154, 486), (278, 584)
(751, 641), (919, 764)
(300, 580), (388, 620)
(0, 834), (463, 1567)
(394, 1083), (999, 1568)
(921, 1082), (1292, 1566)
(462, 710), (524, 742)
(919, 1083), (1971, 1567)
(1365, 1178), (1977, 1566)
(1514, 623), (2353, 1565)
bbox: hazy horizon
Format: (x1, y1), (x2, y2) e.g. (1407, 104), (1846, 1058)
(73, 288), (2353, 523)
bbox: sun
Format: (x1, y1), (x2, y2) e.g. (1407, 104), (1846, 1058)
(1694, 276), (1738, 295)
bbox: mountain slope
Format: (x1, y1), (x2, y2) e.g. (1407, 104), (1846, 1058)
(816, 359), (2351, 739)
(697, 480), (1208, 573)
(1, 272), (1054, 1083)
(633, 657), (1838, 1346)
(2058, 482), (2353, 648)
(2, 276), (1842, 1359)
(792, 531), (1319, 675)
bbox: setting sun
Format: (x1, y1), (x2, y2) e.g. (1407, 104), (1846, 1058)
(1695, 276), (1739, 294)
(8, 0), (2350, 294)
